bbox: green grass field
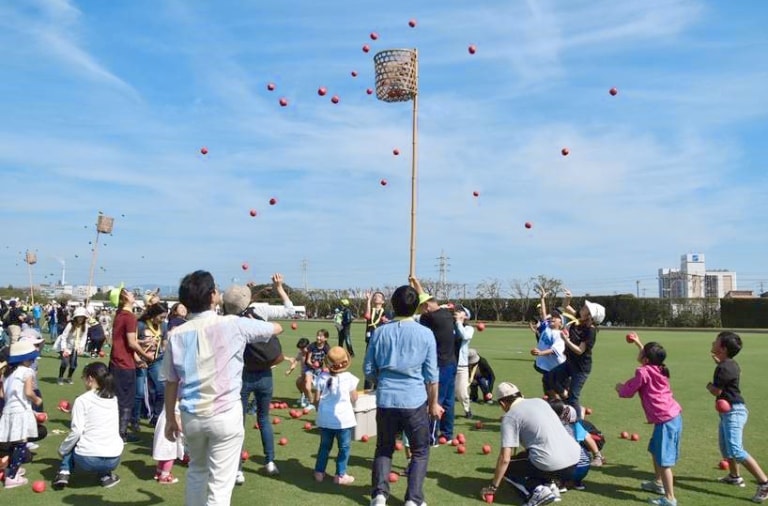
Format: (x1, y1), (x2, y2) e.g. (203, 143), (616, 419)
(5, 323), (768, 505)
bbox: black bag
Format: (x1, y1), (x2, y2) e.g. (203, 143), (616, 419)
(243, 339), (283, 372)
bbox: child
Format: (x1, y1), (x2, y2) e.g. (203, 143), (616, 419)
(301, 330), (330, 410)
(706, 331), (768, 503)
(312, 346), (358, 485)
(453, 305), (475, 418)
(287, 337), (310, 407)
(548, 399), (591, 490)
(52, 362), (124, 489)
(468, 349), (495, 404)
(616, 333), (682, 506)
(53, 306), (89, 385)
(0, 341), (42, 488)
(364, 291), (387, 390)
(530, 291), (567, 400)
(152, 401), (184, 484)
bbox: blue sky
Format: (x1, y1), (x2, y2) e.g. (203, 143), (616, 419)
(1, 0), (767, 296)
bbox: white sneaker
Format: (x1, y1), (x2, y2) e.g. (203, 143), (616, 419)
(370, 495), (387, 506)
(525, 484), (556, 506)
(265, 461), (279, 475)
(235, 470), (245, 485)
(404, 501), (427, 506)
(549, 482), (562, 502)
(26, 442), (39, 451)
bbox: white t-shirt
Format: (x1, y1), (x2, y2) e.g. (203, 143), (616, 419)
(2, 366), (34, 414)
(59, 390), (124, 458)
(501, 398), (581, 472)
(534, 324), (566, 372)
(315, 371), (359, 430)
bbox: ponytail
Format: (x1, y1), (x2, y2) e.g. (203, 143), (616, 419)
(82, 362), (116, 398)
(643, 342), (670, 378)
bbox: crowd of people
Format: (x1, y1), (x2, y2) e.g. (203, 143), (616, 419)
(1, 275), (767, 506)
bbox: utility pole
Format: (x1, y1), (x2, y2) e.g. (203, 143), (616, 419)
(435, 250), (450, 300)
(636, 280), (640, 297)
(300, 258), (309, 292)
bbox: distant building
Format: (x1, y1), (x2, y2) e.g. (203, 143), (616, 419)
(658, 253), (736, 299)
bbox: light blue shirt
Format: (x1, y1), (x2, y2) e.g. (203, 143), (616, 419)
(363, 319), (438, 409)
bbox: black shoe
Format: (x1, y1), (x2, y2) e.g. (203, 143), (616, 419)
(122, 433), (140, 443)
(53, 472), (70, 489)
(465, 410), (473, 419)
(129, 421), (141, 433)
(100, 472), (120, 488)
(149, 416), (158, 428)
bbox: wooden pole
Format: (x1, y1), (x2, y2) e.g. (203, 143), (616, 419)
(409, 50), (419, 278)
(85, 230), (101, 305)
(27, 261), (34, 305)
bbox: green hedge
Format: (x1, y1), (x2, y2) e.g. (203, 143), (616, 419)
(721, 298), (768, 328)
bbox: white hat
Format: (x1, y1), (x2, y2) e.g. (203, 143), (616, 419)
(223, 285), (251, 315)
(495, 382), (522, 400)
(468, 348), (480, 365)
(19, 328), (44, 345)
(584, 300), (606, 325)
(73, 307), (89, 319)
(9, 340), (40, 364)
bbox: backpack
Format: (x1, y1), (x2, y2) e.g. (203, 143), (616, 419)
(240, 310), (283, 372)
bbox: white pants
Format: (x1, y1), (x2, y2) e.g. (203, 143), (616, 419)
(455, 366), (471, 413)
(181, 403), (244, 506)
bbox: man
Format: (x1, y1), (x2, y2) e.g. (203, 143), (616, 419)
(364, 285), (443, 506)
(411, 277), (458, 442)
(481, 383), (581, 506)
(162, 270), (282, 506)
(223, 273), (295, 484)
(336, 298), (355, 357)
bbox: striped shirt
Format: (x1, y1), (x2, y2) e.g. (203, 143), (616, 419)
(161, 310), (276, 417)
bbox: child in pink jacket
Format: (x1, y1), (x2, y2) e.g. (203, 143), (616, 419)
(616, 333), (682, 506)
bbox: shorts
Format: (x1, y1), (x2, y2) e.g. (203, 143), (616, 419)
(718, 403), (750, 461)
(648, 414), (682, 467)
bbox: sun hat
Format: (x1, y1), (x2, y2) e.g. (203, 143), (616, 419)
(6, 324), (21, 344)
(325, 346), (351, 373)
(584, 300), (606, 325)
(19, 327), (44, 345)
(468, 348), (480, 365)
(340, 298), (350, 306)
(418, 292), (435, 305)
(455, 304), (471, 320)
(9, 340), (40, 365)
(223, 285), (252, 315)
(73, 307), (89, 319)
(495, 382), (522, 400)
(109, 283), (125, 307)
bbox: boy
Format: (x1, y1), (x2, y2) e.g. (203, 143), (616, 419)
(531, 289), (567, 400)
(706, 331), (768, 503)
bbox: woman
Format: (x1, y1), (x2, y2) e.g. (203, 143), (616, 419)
(53, 307), (90, 385)
(132, 303), (167, 429)
(562, 293), (605, 421)
(166, 303), (187, 332)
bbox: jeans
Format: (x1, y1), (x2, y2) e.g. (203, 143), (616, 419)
(111, 367), (136, 437)
(470, 376), (494, 401)
(182, 403), (244, 506)
(240, 369), (275, 463)
(49, 322), (58, 343)
(566, 365), (590, 420)
(133, 360), (165, 423)
(373, 403), (430, 504)
(60, 451), (120, 478)
(315, 427), (353, 476)
(58, 352), (78, 379)
(338, 325), (354, 356)
(430, 362), (457, 441)
(719, 403), (750, 461)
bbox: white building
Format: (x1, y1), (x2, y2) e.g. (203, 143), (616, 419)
(658, 253), (736, 299)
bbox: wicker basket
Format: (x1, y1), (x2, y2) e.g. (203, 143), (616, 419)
(374, 49), (418, 103)
(96, 215), (115, 234)
(25, 251), (37, 265)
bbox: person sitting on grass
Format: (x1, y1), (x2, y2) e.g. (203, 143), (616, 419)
(53, 362), (124, 490)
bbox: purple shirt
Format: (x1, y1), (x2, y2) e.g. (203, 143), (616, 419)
(618, 364), (682, 424)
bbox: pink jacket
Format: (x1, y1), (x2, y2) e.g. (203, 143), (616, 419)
(618, 364), (682, 424)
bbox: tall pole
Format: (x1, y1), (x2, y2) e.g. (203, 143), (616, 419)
(409, 54), (419, 278)
(86, 229), (101, 304)
(27, 261), (34, 304)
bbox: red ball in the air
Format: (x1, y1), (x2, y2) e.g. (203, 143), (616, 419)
(524, 222), (532, 229)
(351, 71), (358, 77)
(468, 44), (477, 54)
(380, 179), (388, 186)
(473, 191), (479, 197)
(366, 88), (373, 95)
(269, 198), (278, 205)
(561, 147), (570, 156)
(362, 44), (370, 53)
(249, 209), (257, 217)
(408, 19), (417, 28)
(393, 148), (400, 156)
(267, 83), (276, 91)
(241, 263), (249, 271)
(318, 87), (327, 96)
(370, 32), (379, 40)
(331, 95), (340, 104)
(279, 97), (288, 107)
(200, 147), (208, 155)
(609, 87), (618, 96)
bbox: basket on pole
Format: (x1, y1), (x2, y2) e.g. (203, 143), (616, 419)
(86, 214), (115, 303)
(373, 49), (419, 277)
(25, 250), (37, 304)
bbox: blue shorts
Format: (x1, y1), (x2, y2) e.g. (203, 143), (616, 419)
(648, 414), (682, 467)
(719, 403), (750, 461)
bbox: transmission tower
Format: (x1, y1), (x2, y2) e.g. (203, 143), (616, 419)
(300, 258), (309, 292)
(435, 250), (450, 299)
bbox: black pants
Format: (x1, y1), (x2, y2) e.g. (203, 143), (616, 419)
(111, 367), (136, 437)
(504, 450), (576, 500)
(338, 326), (354, 357)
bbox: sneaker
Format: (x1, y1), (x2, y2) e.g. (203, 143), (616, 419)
(57, 378), (64, 385)
(465, 410), (473, 419)
(572, 481), (586, 491)
(122, 433), (140, 443)
(235, 470), (245, 485)
(129, 421), (141, 433)
(26, 442), (39, 451)
(404, 501), (427, 506)
(641, 481), (666, 495)
(525, 484), (556, 506)
(753, 481), (768, 503)
(549, 482), (562, 502)
(719, 474), (746, 487)
(4, 475), (29, 489)
(304, 404), (315, 411)
(52, 472), (70, 489)
(314, 471), (325, 482)
(590, 455), (605, 467)
(158, 474), (178, 485)
(648, 498), (677, 506)
(16, 467), (26, 476)
(67, 378), (74, 385)
(370, 495), (387, 506)
(265, 461), (279, 476)
(100, 472), (121, 488)
(335, 474), (355, 485)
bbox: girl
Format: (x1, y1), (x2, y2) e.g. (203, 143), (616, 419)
(453, 305), (475, 418)
(287, 337), (310, 407)
(54, 306), (90, 385)
(301, 330), (330, 410)
(616, 333), (682, 506)
(0, 340), (43, 488)
(562, 293), (605, 419)
(152, 400), (184, 484)
(133, 303), (167, 429)
(52, 362), (124, 489)
(166, 303), (187, 332)
(313, 346), (358, 485)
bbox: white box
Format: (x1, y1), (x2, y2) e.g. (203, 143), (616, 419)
(353, 393), (377, 441)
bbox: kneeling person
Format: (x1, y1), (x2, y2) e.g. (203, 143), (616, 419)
(481, 382), (581, 506)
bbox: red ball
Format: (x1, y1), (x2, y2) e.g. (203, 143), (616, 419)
(279, 97), (288, 107)
(269, 197), (278, 205)
(524, 222), (532, 229)
(609, 87), (618, 96)
(408, 19), (417, 28)
(457, 433), (466, 444)
(388, 472), (399, 483)
(482, 444), (492, 455)
(249, 209), (257, 217)
(475, 421), (484, 430)
(484, 493), (495, 504)
(279, 437), (288, 446)
(32, 480), (46, 493)
(472, 191), (480, 197)
(241, 263), (249, 271)
(200, 147), (208, 155)
(630, 433), (640, 441)
(291, 322), (298, 330)
(393, 148), (400, 156)
(468, 44), (477, 55)
(561, 147), (570, 156)
(625, 333), (635, 343)
(484, 393), (493, 401)
(585, 407), (593, 415)
(267, 82), (276, 91)
(318, 87), (327, 96)
(241, 450), (249, 461)
(362, 44), (370, 53)
(451, 438), (459, 446)
(98, 351), (105, 357)
(272, 417), (281, 425)
(380, 179), (388, 186)
(457, 445), (466, 454)
(331, 95), (340, 104)
(304, 422), (312, 430)
(366, 88), (373, 95)
(716, 399), (732, 413)
(351, 71), (358, 78)
(620, 431), (629, 439)
(361, 434), (369, 442)
(280, 402), (289, 409)
(476, 323), (486, 331)
(57, 400), (71, 412)
(719, 459), (730, 470)
(438, 436), (448, 445)
(303, 407), (311, 415)
(370, 32), (379, 40)
(35, 412), (48, 423)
